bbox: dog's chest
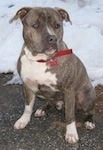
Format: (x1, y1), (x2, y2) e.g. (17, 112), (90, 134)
(20, 55), (57, 91)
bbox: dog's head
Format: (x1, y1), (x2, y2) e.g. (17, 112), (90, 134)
(10, 7), (72, 56)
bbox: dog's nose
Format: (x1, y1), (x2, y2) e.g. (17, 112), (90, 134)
(47, 35), (57, 44)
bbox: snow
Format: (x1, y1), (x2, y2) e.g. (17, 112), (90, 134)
(0, 0), (103, 86)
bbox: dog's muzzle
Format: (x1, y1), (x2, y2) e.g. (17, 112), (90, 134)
(47, 35), (57, 44)
(45, 35), (57, 55)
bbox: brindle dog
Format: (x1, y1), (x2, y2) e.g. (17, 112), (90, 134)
(10, 7), (96, 144)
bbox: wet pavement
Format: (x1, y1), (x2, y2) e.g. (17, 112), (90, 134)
(0, 74), (103, 150)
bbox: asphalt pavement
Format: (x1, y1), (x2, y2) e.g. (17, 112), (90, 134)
(0, 74), (103, 150)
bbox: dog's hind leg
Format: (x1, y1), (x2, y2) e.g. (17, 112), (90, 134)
(84, 114), (95, 130)
(14, 84), (35, 130)
(34, 101), (53, 117)
(78, 89), (96, 130)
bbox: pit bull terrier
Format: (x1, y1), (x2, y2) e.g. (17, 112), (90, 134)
(10, 7), (96, 144)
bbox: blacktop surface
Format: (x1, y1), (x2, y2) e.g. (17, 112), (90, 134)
(0, 73), (103, 150)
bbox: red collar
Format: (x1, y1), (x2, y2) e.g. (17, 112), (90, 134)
(54, 49), (72, 57)
(37, 49), (72, 66)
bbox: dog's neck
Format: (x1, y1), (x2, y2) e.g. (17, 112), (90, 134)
(24, 47), (48, 61)
(24, 46), (72, 66)
(37, 49), (73, 62)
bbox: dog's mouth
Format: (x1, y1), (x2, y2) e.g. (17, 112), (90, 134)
(45, 47), (57, 56)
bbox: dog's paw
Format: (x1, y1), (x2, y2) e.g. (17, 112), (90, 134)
(65, 133), (79, 144)
(56, 100), (64, 110)
(14, 116), (30, 130)
(84, 121), (95, 130)
(34, 108), (46, 117)
(65, 122), (79, 144)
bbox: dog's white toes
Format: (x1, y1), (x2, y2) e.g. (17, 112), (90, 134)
(65, 133), (79, 144)
(66, 122), (79, 144)
(84, 121), (95, 130)
(34, 109), (46, 117)
(56, 101), (64, 110)
(14, 117), (30, 130)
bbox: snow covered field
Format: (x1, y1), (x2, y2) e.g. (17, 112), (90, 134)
(0, 0), (103, 86)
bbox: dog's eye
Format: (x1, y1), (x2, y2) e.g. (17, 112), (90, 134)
(54, 23), (60, 29)
(32, 22), (39, 28)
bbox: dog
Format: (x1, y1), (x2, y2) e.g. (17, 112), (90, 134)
(10, 7), (96, 144)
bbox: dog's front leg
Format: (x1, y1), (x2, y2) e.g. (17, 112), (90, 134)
(14, 84), (35, 130)
(64, 86), (79, 144)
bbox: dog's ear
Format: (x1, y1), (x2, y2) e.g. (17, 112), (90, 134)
(55, 7), (72, 24)
(9, 7), (32, 23)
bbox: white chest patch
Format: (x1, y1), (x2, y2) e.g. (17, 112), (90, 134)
(20, 48), (57, 91)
